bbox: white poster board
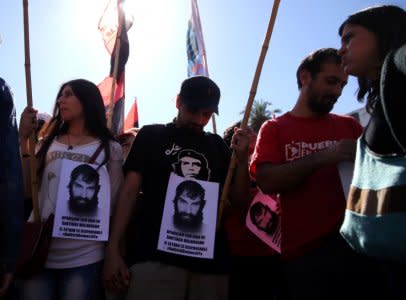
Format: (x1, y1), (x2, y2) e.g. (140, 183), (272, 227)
(52, 160), (111, 241)
(157, 173), (219, 259)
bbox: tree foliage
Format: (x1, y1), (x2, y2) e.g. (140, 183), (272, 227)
(243, 99), (282, 133)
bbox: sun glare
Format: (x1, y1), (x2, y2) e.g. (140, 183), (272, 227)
(129, 1), (181, 73)
(122, 1), (135, 26)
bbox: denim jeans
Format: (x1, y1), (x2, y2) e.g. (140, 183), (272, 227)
(20, 261), (103, 300)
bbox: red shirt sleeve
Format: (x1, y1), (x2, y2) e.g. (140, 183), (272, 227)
(249, 119), (283, 179)
(351, 117), (364, 137)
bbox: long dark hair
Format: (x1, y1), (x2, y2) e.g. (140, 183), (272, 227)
(37, 79), (115, 176)
(339, 5), (406, 111)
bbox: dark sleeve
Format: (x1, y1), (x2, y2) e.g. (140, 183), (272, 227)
(394, 43), (406, 75)
(213, 134), (232, 185)
(217, 135), (232, 164)
(0, 78), (24, 270)
(123, 125), (161, 174)
(123, 126), (148, 174)
(380, 43), (406, 152)
(0, 78), (13, 130)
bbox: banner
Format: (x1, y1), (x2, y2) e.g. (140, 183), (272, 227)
(187, 0), (208, 77)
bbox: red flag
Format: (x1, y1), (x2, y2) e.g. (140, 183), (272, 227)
(97, 72), (125, 135)
(97, 0), (133, 135)
(97, 74), (124, 105)
(124, 98), (139, 131)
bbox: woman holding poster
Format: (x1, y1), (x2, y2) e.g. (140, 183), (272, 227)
(19, 79), (123, 300)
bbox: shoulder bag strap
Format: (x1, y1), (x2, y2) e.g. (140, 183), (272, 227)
(88, 143), (104, 164)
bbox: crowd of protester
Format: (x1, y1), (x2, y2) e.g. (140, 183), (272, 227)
(1, 4), (405, 300)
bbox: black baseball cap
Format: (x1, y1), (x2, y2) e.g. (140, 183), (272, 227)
(179, 76), (220, 114)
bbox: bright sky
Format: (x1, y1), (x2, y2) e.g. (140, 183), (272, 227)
(1, 0), (405, 135)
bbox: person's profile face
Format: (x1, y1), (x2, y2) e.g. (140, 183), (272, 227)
(175, 191), (203, 224)
(57, 85), (84, 123)
(306, 63), (347, 115)
(180, 156), (202, 178)
(338, 24), (381, 79)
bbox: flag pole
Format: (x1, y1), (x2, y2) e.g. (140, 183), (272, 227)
(107, 33), (121, 131)
(23, 0), (40, 222)
(193, 0), (217, 134)
(121, 76), (125, 133)
(216, 0), (281, 229)
(107, 1), (124, 132)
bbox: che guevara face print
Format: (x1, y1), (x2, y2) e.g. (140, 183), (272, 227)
(172, 149), (210, 181)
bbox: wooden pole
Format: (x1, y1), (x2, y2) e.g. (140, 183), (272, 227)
(23, 0), (40, 222)
(216, 0), (281, 229)
(211, 114), (217, 134)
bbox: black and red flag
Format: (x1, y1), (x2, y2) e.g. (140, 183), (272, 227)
(97, 0), (133, 135)
(124, 97), (139, 131)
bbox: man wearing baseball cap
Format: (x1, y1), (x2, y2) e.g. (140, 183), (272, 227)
(178, 75), (220, 115)
(103, 76), (250, 300)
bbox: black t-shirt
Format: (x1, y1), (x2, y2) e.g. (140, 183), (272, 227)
(123, 122), (231, 273)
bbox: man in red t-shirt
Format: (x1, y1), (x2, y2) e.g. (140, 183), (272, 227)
(250, 48), (373, 300)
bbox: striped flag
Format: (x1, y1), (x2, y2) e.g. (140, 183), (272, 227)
(97, 0), (133, 135)
(98, 0), (119, 55)
(124, 98), (139, 131)
(186, 0), (218, 133)
(187, 0), (208, 77)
